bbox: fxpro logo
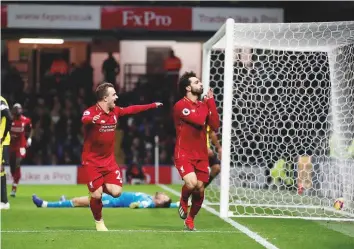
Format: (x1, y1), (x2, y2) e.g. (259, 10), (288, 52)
(122, 10), (172, 27)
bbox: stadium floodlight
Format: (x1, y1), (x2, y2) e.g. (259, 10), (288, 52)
(19, 38), (64, 44)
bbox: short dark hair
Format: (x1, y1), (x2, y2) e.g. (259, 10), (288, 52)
(178, 71), (196, 97)
(162, 198), (172, 208)
(95, 82), (114, 101)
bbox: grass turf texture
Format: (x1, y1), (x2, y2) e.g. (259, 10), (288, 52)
(1, 184), (354, 249)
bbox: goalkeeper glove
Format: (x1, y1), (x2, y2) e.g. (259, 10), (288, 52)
(129, 202), (140, 209)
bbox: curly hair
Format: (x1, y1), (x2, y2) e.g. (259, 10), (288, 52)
(178, 71), (197, 97)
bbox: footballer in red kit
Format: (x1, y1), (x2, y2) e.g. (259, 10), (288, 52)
(173, 71), (220, 231)
(81, 82), (162, 231)
(9, 103), (33, 197)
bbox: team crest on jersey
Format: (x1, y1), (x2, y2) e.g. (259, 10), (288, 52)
(113, 115), (117, 124)
(83, 111), (90, 116)
(182, 108), (190, 116)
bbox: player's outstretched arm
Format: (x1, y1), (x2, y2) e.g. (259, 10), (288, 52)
(117, 102), (163, 116)
(174, 102), (207, 127)
(169, 202), (180, 208)
(204, 89), (220, 131)
(81, 110), (101, 124)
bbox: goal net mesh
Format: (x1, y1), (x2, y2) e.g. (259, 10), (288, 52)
(204, 21), (354, 220)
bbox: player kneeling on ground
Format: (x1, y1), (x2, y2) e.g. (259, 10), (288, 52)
(173, 72), (220, 231)
(32, 192), (177, 209)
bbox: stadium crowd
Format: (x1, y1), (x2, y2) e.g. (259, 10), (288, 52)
(1, 55), (175, 166)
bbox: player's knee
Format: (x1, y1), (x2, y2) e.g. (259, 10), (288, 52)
(72, 198), (79, 206)
(196, 181), (205, 192)
(110, 189), (121, 198)
(185, 177), (198, 189)
(105, 184), (122, 197)
(91, 192), (102, 199)
(183, 173), (198, 189)
(90, 187), (103, 199)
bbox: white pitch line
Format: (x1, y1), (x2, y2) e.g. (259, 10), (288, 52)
(158, 184), (279, 249)
(1, 229), (240, 234)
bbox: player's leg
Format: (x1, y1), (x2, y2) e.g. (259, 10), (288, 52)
(0, 145), (10, 209)
(10, 152), (21, 197)
(90, 185), (107, 231)
(72, 196), (90, 207)
(205, 154), (221, 188)
(101, 193), (121, 207)
(32, 194), (76, 208)
(175, 158), (197, 220)
(103, 168), (123, 198)
(185, 161), (209, 231)
(86, 167), (107, 231)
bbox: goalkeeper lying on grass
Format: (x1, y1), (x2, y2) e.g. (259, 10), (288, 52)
(32, 192), (179, 209)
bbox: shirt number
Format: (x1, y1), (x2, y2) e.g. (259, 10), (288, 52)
(115, 170), (122, 183)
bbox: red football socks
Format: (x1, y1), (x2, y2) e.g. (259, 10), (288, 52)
(189, 190), (204, 219)
(12, 167), (21, 186)
(90, 197), (103, 221)
(181, 184), (193, 203)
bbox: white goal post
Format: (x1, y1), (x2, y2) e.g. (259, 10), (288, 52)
(202, 19), (354, 221)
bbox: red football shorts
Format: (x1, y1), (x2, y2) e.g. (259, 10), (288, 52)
(174, 158), (209, 183)
(85, 166), (123, 192)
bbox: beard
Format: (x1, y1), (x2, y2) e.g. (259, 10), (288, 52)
(191, 87), (203, 97)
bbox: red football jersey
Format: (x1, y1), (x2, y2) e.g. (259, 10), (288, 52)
(10, 115), (32, 149)
(81, 103), (157, 169)
(173, 97), (219, 160)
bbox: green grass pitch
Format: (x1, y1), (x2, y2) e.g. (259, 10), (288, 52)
(1, 184), (354, 249)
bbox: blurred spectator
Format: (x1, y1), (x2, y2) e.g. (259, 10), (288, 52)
(164, 49), (182, 101)
(50, 55), (68, 75)
(2, 54), (175, 167)
(164, 49), (182, 75)
(125, 162), (146, 185)
(102, 52), (120, 85)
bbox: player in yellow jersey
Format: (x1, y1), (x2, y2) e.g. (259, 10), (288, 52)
(0, 96), (12, 209)
(205, 125), (222, 188)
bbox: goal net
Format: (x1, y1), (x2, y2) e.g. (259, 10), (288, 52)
(202, 19), (354, 221)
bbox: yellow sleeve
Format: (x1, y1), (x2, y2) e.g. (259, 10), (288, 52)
(206, 125), (211, 149)
(0, 96), (11, 145)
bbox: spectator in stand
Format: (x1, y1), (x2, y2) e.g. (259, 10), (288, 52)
(126, 162), (146, 185)
(164, 49), (182, 101)
(102, 52), (120, 86)
(49, 55), (68, 85)
(1, 53), (177, 167)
